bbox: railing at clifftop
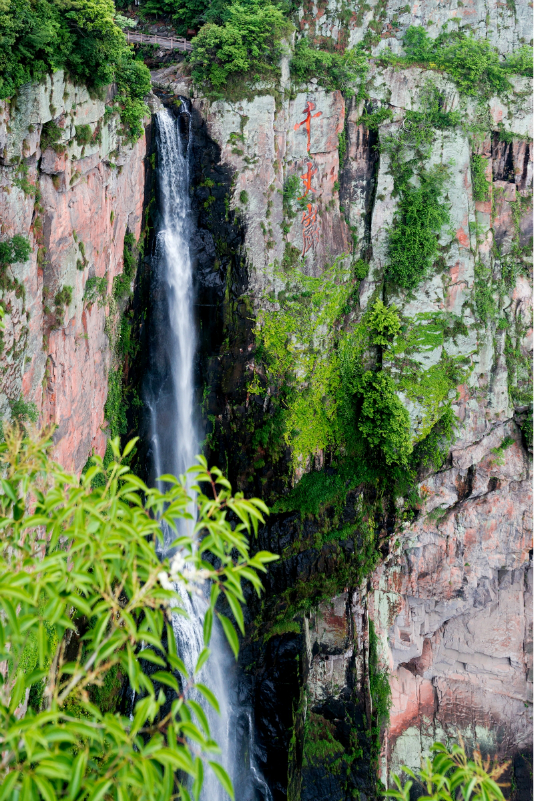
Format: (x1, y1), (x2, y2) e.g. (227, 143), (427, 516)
(126, 31), (193, 52)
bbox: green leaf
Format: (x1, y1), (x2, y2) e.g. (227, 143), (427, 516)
(168, 653), (189, 677)
(9, 671), (25, 714)
(195, 683), (220, 714)
(122, 437), (139, 458)
(188, 699), (210, 737)
(0, 771), (19, 801)
(192, 756), (204, 801)
(138, 649), (166, 667)
(208, 761), (235, 799)
(224, 590), (245, 635)
(217, 613), (239, 659)
(151, 671), (180, 693)
(194, 647), (210, 675)
(203, 607), (213, 645)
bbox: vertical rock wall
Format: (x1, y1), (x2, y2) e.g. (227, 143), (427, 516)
(155, 5), (533, 794)
(0, 72), (146, 472)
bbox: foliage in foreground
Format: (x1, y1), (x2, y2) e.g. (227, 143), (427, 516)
(0, 427), (276, 800)
(387, 740), (509, 801)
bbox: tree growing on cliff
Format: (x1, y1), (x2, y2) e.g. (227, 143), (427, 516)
(189, 0), (293, 98)
(0, 425), (276, 800)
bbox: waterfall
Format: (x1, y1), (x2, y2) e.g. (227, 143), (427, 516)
(144, 106), (270, 801)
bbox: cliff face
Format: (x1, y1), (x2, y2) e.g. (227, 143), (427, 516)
(0, 71), (146, 472)
(2, 3), (532, 799)
(153, 6), (533, 796)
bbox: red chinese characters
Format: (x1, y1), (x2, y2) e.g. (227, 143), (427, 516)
(292, 99), (323, 256)
(298, 162), (318, 200)
(302, 203), (320, 256)
(294, 101), (322, 152)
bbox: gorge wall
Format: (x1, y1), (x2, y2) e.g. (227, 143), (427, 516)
(0, 71), (146, 472)
(1, 1), (532, 800)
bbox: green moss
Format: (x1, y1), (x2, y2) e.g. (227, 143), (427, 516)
(263, 619), (301, 643)
(354, 258), (369, 280)
(256, 257), (355, 468)
(104, 366), (128, 439)
(338, 128), (347, 164)
(471, 154), (489, 202)
(410, 405), (456, 472)
(113, 230), (137, 300)
(75, 124), (92, 146)
(9, 396), (38, 425)
(303, 713), (345, 773)
(368, 619), (391, 756)
(473, 260), (497, 323)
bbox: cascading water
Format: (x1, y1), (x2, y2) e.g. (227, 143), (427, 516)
(144, 106), (270, 801)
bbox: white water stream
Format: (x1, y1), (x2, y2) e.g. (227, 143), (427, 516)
(145, 106), (270, 801)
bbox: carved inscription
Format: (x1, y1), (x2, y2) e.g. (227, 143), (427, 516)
(294, 101), (323, 256)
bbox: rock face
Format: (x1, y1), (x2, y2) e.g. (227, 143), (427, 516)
(2, 3), (532, 799)
(0, 72), (146, 471)
(179, 7), (533, 798)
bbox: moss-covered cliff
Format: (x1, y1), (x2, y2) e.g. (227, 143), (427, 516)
(1, 1), (532, 799)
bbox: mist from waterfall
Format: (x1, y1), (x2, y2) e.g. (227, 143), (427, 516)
(144, 105), (270, 802)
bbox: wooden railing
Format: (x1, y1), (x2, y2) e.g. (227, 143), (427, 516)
(126, 31), (193, 52)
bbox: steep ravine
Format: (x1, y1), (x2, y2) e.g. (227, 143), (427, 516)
(1, 5), (532, 802)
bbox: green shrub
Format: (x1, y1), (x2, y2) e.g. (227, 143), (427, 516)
(115, 58), (151, 142)
(40, 120), (66, 153)
(471, 154), (489, 202)
(387, 740), (508, 800)
(9, 396), (38, 425)
(84, 275), (107, 306)
(141, 0), (223, 35)
(386, 166), (450, 290)
(359, 105), (394, 130)
(0, 427), (275, 801)
(190, 1), (292, 98)
(282, 174), (303, 219)
(0, 1), (149, 141)
(354, 258), (369, 280)
(290, 37), (368, 97)
(356, 371), (412, 466)
(367, 299), (401, 346)
(75, 124), (92, 146)
(54, 285), (73, 311)
(239, 189), (249, 205)
(401, 26), (532, 97)
(0, 235), (31, 267)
